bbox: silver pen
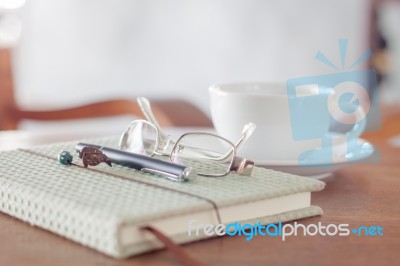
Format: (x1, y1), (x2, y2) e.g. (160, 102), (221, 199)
(76, 143), (196, 182)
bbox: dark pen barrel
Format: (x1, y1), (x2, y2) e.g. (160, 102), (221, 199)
(75, 143), (195, 182)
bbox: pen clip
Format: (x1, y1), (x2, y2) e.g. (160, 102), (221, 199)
(141, 167), (184, 182)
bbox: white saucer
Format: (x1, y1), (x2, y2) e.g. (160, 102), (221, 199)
(255, 138), (375, 178)
(163, 128), (375, 179)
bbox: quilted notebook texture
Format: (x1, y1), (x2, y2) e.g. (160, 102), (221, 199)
(0, 137), (325, 258)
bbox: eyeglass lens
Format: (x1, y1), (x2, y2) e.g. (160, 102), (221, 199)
(123, 121), (158, 156)
(171, 133), (235, 176)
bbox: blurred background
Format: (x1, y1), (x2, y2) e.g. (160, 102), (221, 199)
(0, 0), (399, 147)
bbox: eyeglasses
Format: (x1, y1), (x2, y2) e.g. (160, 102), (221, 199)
(119, 97), (256, 177)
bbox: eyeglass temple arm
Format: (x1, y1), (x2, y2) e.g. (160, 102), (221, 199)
(234, 122), (256, 150)
(137, 97), (163, 130)
(137, 97), (173, 146)
(229, 122), (256, 176)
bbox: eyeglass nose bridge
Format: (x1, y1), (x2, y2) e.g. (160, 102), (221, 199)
(157, 134), (172, 152)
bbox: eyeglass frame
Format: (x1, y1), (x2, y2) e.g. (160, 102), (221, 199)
(119, 97), (256, 177)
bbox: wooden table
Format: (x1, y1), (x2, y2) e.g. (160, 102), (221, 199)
(1, 109), (399, 266)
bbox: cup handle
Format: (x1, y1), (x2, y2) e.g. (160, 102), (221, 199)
(326, 92), (367, 137)
(348, 106), (367, 137)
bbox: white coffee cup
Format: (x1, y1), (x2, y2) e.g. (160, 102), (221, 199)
(209, 83), (367, 162)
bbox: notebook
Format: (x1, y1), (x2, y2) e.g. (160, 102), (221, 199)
(0, 136), (325, 258)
